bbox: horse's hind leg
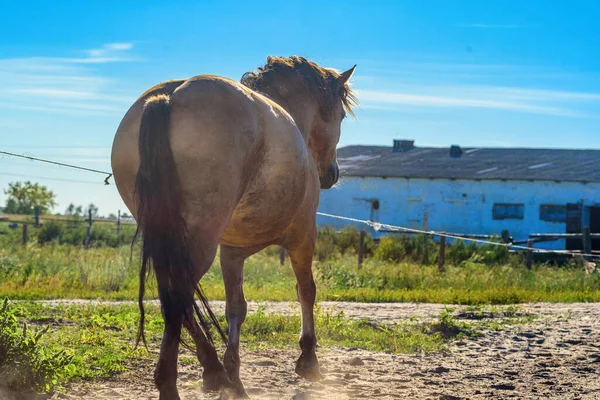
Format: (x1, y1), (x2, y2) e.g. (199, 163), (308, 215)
(286, 232), (324, 381)
(220, 245), (250, 398)
(181, 243), (232, 392)
(153, 267), (184, 400)
(182, 310), (231, 391)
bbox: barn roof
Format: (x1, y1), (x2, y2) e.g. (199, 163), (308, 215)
(337, 141), (600, 183)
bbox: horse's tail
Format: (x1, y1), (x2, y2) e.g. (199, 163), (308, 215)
(133, 94), (227, 350)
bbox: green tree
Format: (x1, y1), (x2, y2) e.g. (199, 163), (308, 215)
(3, 181), (57, 215)
(65, 203), (76, 215)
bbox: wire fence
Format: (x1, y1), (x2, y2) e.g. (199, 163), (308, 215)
(2, 148), (599, 267)
(316, 212), (599, 259)
(316, 212), (600, 271)
(0, 213), (138, 248)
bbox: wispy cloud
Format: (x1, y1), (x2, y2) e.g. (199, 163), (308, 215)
(357, 85), (600, 118)
(84, 42), (136, 63)
(455, 23), (524, 29)
(0, 42), (139, 116)
(103, 42), (133, 51)
(352, 61), (593, 90)
(350, 59), (599, 119)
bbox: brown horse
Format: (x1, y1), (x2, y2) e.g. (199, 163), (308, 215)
(110, 55), (357, 399)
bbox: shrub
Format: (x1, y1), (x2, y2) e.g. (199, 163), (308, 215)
(315, 228), (341, 261)
(374, 234), (437, 263)
(315, 225), (375, 261)
(0, 298), (73, 392)
(37, 221), (64, 245)
(446, 239), (509, 266)
(446, 240), (478, 265)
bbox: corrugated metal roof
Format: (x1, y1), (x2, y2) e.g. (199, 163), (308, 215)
(337, 144), (600, 183)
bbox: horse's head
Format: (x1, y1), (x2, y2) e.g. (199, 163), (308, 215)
(241, 56), (357, 189)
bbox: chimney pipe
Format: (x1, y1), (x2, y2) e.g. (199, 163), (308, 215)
(393, 139), (415, 153)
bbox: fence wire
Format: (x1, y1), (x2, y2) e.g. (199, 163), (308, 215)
(317, 212), (599, 260)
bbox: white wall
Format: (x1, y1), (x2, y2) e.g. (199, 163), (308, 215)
(317, 177), (600, 250)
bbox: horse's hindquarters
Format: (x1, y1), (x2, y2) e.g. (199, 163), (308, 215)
(111, 74), (320, 249)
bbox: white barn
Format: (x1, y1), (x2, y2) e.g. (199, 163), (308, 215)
(317, 140), (600, 251)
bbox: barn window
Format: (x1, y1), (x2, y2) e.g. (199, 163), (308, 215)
(540, 204), (566, 222)
(493, 203), (524, 220)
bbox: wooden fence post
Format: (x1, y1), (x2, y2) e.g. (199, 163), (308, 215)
(422, 211), (429, 265)
(34, 207), (40, 228)
(582, 227), (591, 258)
(501, 229), (510, 244)
(526, 239), (534, 269)
(117, 210), (121, 236)
(22, 224), (28, 246)
(358, 229), (366, 268)
(84, 209), (92, 249)
(437, 235), (446, 273)
(279, 247), (285, 266)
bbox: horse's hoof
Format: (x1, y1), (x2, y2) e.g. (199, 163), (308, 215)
(218, 387), (249, 400)
(232, 379), (250, 399)
(217, 379), (249, 400)
(295, 353), (324, 381)
(158, 387), (181, 400)
(221, 374), (249, 398)
(202, 368), (233, 392)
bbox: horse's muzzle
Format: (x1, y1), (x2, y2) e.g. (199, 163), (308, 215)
(320, 163), (339, 189)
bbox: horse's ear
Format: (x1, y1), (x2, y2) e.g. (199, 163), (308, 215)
(339, 65), (356, 85)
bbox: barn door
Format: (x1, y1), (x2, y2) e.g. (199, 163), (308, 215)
(566, 203), (582, 250)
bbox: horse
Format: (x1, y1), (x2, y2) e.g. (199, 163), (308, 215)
(110, 55), (357, 399)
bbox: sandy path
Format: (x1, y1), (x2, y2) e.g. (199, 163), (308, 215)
(20, 302), (600, 399)
(37, 299), (450, 322)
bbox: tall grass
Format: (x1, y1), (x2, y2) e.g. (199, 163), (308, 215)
(1, 220), (598, 303)
(0, 226), (598, 304)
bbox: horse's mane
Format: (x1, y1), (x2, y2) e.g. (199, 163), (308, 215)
(241, 56), (357, 120)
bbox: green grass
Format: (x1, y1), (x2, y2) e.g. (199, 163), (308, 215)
(0, 237), (599, 303)
(0, 219), (591, 394)
(1, 299), (538, 394)
(2, 299), (488, 394)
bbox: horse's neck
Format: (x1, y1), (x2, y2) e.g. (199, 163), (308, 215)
(278, 101), (313, 144)
(258, 88), (313, 144)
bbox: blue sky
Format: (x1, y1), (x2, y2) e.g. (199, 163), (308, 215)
(1, 0), (599, 215)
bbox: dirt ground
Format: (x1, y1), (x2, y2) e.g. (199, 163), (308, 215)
(17, 301), (600, 399)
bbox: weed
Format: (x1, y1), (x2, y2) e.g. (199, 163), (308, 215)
(429, 306), (477, 339)
(0, 298), (74, 393)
